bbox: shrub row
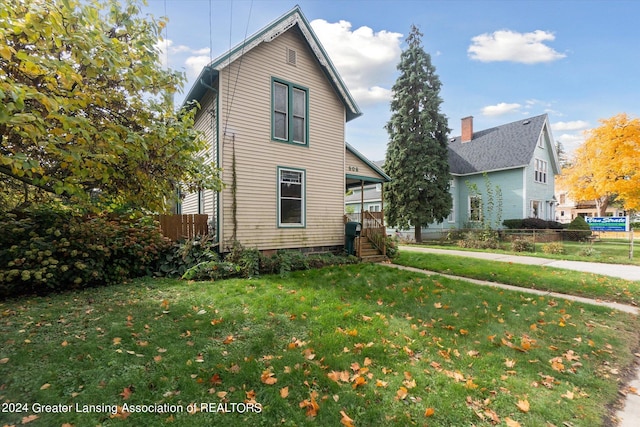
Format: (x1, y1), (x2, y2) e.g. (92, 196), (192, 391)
(170, 241), (360, 281)
(0, 208), (172, 298)
(502, 218), (564, 230)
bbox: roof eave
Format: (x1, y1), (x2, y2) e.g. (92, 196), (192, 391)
(346, 142), (391, 181)
(182, 6), (362, 120)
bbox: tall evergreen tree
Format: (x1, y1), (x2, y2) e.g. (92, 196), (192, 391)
(384, 25), (451, 242)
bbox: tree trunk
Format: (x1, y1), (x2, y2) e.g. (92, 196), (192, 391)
(414, 223), (422, 243)
(595, 195), (609, 217)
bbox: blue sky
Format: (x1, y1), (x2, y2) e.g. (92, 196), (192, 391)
(142, 0), (640, 162)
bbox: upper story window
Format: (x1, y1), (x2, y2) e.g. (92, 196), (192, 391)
(534, 158), (548, 184)
(272, 78), (308, 146)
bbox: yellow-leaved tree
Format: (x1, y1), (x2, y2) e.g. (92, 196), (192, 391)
(560, 113), (640, 215)
(0, 0), (222, 212)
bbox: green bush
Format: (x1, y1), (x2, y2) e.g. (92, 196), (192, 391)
(181, 261), (241, 281)
(502, 219), (524, 229)
(457, 231), (499, 249)
(511, 238), (535, 252)
(177, 242), (360, 282)
(503, 218), (564, 230)
(385, 235), (399, 259)
(565, 216), (592, 241)
(156, 236), (219, 278)
(0, 208), (171, 298)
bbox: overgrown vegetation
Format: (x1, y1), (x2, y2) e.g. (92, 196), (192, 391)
(0, 206), (172, 297)
(179, 242), (359, 281)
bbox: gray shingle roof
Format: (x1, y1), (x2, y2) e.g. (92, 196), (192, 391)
(448, 114), (548, 175)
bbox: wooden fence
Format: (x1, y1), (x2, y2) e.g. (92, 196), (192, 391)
(156, 214), (209, 241)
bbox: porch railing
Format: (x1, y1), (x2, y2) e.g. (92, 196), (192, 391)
(361, 211), (386, 257)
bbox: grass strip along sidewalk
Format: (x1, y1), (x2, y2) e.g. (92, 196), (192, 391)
(1, 264), (638, 426)
(394, 251), (640, 306)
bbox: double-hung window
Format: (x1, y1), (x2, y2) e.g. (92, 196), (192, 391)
(278, 167), (305, 227)
(469, 195), (482, 222)
(534, 159), (548, 184)
(272, 79), (308, 145)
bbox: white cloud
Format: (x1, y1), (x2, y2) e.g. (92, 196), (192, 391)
(556, 132), (586, 157)
(551, 120), (590, 132)
(481, 102), (522, 116)
(155, 38), (211, 79)
(468, 30), (566, 64)
(185, 55), (211, 80)
(311, 19), (402, 106)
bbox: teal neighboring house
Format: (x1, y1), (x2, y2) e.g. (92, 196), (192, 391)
(352, 114), (560, 237)
(441, 114), (560, 233)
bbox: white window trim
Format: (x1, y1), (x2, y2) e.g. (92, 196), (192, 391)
(468, 195), (482, 222)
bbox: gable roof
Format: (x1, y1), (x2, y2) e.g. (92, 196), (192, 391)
(447, 114), (553, 175)
(183, 6), (362, 122)
(345, 142), (391, 187)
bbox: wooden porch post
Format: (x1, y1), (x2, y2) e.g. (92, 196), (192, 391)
(381, 182), (386, 257)
(359, 180), (364, 257)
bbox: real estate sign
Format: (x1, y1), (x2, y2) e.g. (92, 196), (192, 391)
(585, 216), (629, 232)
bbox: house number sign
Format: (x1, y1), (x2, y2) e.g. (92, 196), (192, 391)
(348, 165), (359, 172)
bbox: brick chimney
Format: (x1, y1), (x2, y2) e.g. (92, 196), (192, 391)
(461, 116), (473, 143)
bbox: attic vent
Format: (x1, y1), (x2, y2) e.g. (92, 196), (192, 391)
(522, 120), (531, 125)
(287, 48), (297, 65)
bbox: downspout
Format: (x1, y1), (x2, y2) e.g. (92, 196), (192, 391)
(199, 68), (221, 248)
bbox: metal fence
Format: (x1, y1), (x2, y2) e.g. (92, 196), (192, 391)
(421, 228), (636, 243)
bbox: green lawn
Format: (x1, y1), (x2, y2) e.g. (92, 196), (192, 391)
(394, 251), (640, 305)
(416, 238), (639, 266)
(1, 264), (638, 426)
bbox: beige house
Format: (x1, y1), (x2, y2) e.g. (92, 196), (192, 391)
(180, 6), (389, 254)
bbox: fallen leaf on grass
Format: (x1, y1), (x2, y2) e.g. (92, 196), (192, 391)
(110, 406), (131, 419)
(40, 383), (51, 390)
(0, 357), (9, 364)
(516, 399), (529, 413)
(120, 386), (133, 400)
(424, 407), (435, 417)
(280, 386), (289, 398)
(505, 417), (522, 427)
(395, 386), (408, 400)
(340, 410), (355, 427)
(261, 370), (277, 385)
(299, 391), (319, 417)
(21, 414), (39, 424)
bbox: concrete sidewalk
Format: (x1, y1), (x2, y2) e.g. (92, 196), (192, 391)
(399, 245), (640, 282)
(394, 245), (640, 425)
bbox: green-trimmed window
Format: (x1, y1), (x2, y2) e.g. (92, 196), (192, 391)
(278, 167), (305, 227)
(272, 79), (308, 145)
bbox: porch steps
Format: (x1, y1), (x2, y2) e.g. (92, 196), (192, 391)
(358, 236), (387, 263)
